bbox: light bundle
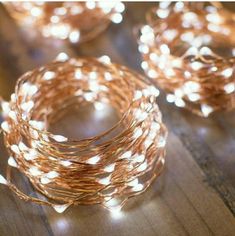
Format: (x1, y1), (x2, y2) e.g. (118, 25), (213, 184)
(0, 56), (167, 213)
(4, 1), (125, 43)
(138, 2), (235, 117)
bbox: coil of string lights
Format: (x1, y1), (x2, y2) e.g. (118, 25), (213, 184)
(138, 2), (235, 117)
(0, 56), (167, 213)
(4, 1), (125, 43)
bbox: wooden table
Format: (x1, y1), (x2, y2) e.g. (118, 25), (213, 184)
(0, 3), (234, 236)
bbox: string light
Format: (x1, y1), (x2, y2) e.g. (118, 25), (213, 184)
(138, 2), (235, 117)
(0, 56), (167, 213)
(4, 1), (125, 43)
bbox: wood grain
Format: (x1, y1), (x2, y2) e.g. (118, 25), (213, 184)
(0, 2), (234, 236)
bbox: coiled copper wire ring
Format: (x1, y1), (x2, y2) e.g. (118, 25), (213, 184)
(0, 56), (167, 213)
(138, 2), (235, 117)
(4, 1), (125, 43)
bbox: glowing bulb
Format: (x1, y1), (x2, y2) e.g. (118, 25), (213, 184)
(137, 161), (148, 172)
(29, 166), (42, 176)
(46, 171), (59, 179)
(104, 72), (112, 81)
(120, 151), (132, 159)
(87, 155), (100, 164)
(31, 7), (42, 17)
(191, 61), (203, 71)
(8, 157), (18, 168)
(75, 69), (82, 79)
(11, 145), (20, 155)
(52, 135), (68, 142)
(160, 44), (170, 54)
(0, 175), (7, 185)
(1, 121), (10, 133)
(156, 9), (169, 19)
(133, 127), (143, 139)
(128, 178), (138, 187)
(29, 120), (45, 130)
(60, 160), (72, 167)
(43, 71), (56, 80)
(166, 94), (176, 103)
(175, 98), (185, 107)
(99, 55), (111, 64)
(111, 13), (123, 24)
(221, 68), (233, 78)
(9, 110), (17, 121)
(104, 163), (115, 172)
(24, 149), (38, 160)
(132, 183), (144, 192)
(86, 0), (96, 9)
(56, 52), (69, 62)
(21, 100), (34, 112)
(53, 204), (70, 213)
(40, 177), (51, 184)
(18, 142), (28, 151)
(201, 104), (213, 117)
(69, 30), (80, 43)
(224, 83), (235, 94)
(99, 175), (111, 185)
(94, 102), (105, 111)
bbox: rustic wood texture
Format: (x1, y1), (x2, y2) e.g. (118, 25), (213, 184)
(0, 2), (235, 236)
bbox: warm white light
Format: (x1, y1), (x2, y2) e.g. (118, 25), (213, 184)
(69, 30), (80, 43)
(201, 104), (213, 117)
(21, 100), (34, 112)
(137, 161), (147, 172)
(29, 120), (45, 130)
(133, 154), (145, 163)
(99, 175), (111, 185)
(0, 175), (7, 185)
(1, 121), (10, 133)
(60, 160), (72, 167)
(9, 110), (17, 121)
(53, 204), (70, 213)
(166, 94), (176, 103)
(29, 166), (42, 176)
(56, 52), (69, 62)
(46, 171), (59, 179)
(132, 183), (144, 192)
(87, 155), (100, 164)
(221, 68), (233, 78)
(43, 71), (56, 80)
(133, 127), (143, 139)
(52, 135), (68, 142)
(31, 7), (42, 17)
(24, 149), (38, 161)
(191, 61), (203, 71)
(120, 151), (132, 159)
(104, 163), (115, 172)
(156, 9), (169, 19)
(99, 55), (111, 64)
(224, 83), (235, 94)
(111, 13), (123, 24)
(8, 156), (18, 168)
(11, 145), (20, 155)
(40, 177), (51, 184)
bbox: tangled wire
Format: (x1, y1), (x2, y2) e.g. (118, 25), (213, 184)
(0, 56), (167, 213)
(138, 2), (235, 117)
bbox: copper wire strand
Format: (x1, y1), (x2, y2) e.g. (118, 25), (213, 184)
(138, 2), (235, 117)
(0, 57), (167, 213)
(4, 2), (125, 43)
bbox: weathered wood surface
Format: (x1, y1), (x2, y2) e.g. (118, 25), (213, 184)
(0, 3), (234, 236)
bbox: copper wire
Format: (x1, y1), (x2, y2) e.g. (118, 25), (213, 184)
(0, 56), (167, 213)
(4, 1), (125, 43)
(138, 2), (235, 117)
